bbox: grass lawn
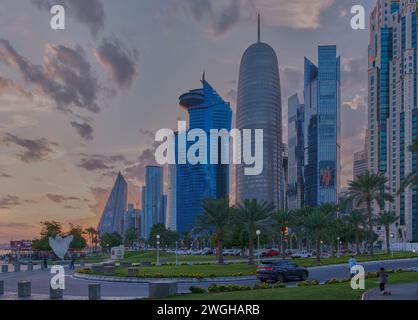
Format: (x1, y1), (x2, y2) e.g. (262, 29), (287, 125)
(167, 272), (418, 300)
(96, 263), (256, 278)
(121, 251), (238, 264)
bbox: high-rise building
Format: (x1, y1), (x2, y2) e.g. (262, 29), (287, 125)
(174, 76), (232, 233)
(236, 15), (283, 208)
(98, 173), (127, 236)
(353, 149), (368, 180)
(167, 157), (177, 231)
(124, 203), (141, 238)
(368, 0), (417, 241)
(287, 94), (305, 209)
(142, 166), (165, 239)
(303, 46), (341, 206)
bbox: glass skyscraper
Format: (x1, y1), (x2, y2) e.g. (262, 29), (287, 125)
(173, 76), (232, 233)
(236, 16), (283, 209)
(141, 166), (165, 239)
(368, 0), (418, 242)
(287, 94), (305, 209)
(303, 46), (341, 206)
(98, 172), (127, 236)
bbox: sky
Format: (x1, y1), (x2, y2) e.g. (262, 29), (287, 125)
(0, 0), (374, 242)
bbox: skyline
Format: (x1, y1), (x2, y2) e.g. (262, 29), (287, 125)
(0, 0), (372, 242)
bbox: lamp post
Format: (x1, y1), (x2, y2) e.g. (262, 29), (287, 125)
(337, 237), (340, 258)
(256, 230), (261, 264)
(175, 241), (179, 266)
(156, 235), (161, 266)
(390, 233), (395, 258)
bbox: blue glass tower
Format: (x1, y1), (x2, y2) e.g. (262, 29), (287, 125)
(303, 46), (341, 206)
(175, 76), (232, 233)
(142, 166), (164, 239)
(98, 173), (128, 236)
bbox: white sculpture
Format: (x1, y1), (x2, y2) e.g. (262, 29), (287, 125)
(49, 236), (74, 260)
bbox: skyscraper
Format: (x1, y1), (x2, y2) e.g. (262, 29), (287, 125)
(287, 94), (305, 209)
(236, 15), (283, 208)
(124, 203), (141, 237)
(303, 46), (341, 206)
(368, 0), (417, 241)
(174, 76), (232, 233)
(98, 173), (128, 236)
(353, 149), (368, 180)
(142, 166), (165, 239)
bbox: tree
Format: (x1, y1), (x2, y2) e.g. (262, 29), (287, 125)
(149, 224), (180, 248)
(84, 227), (98, 249)
(347, 171), (394, 255)
(304, 203), (337, 262)
(343, 209), (367, 255)
(375, 211), (399, 254)
(124, 227), (139, 247)
(399, 139), (418, 193)
(271, 209), (294, 258)
(235, 199), (275, 265)
(67, 224), (86, 249)
(100, 232), (123, 250)
(194, 199), (233, 264)
(32, 221), (64, 251)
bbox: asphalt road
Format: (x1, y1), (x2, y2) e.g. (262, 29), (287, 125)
(1, 258), (417, 299)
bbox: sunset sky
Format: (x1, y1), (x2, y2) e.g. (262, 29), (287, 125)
(0, 0), (373, 242)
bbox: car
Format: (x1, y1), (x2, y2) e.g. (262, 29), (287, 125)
(256, 260), (309, 284)
(261, 249), (280, 258)
(291, 250), (312, 259)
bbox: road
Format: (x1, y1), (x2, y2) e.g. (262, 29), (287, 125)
(1, 258), (417, 299)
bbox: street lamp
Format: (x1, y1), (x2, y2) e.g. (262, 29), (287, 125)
(175, 240), (179, 266)
(256, 230), (261, 264)
(156, 235), (161, 266)
(390, 233), (395, 258)
(337, 237), (340, 258)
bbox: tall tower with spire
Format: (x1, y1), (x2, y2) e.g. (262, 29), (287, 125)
(236, 15), (283, 208)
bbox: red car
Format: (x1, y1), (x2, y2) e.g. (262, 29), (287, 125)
(261, 249), (280, 257)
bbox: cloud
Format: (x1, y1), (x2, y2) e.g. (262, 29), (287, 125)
(0, 173), (12, 179)
(1, 133), (59, 163)
(88, 186), (111, 216)
(0, 195), (34, 209)
(183, 0), (242, 37)
(63, 205), (80, 210)
(123, 143), (159, 184)
(341, 56), (368, 94)
(94, 37), (139, 88)
(0, 39), (100, 114)
(78, 153), (132, 171)
(0, 222), (35, 230)
(71, 121), (94, 141)
(46, 194), (88, 203)
(0, 76), (33, 99)
(32, 0), (105, 37)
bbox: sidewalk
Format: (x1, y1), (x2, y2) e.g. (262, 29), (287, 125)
(363, 283), (418, 300)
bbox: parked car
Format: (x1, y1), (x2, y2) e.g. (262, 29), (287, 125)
(291, 250), (312, 259)
(256, 260), (309, 283)
(261, 249), (280, 258)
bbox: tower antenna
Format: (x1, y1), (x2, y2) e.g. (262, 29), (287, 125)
(258, 13), (261, 42)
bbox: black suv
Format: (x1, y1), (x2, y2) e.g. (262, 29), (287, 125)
(256, 260), (309, 283)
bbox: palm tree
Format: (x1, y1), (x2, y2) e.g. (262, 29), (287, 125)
(347, 171), (394, 255)
(271, 209), (294, 259)
(375, 211), (399, 254)
(399, 139), (418, 193)
(194, 199), (233, 264)
(304, 203), (337, 262)
(84, 227), (97, 249)
(343, 209), (367, 255)
(235, 199), (275, 264)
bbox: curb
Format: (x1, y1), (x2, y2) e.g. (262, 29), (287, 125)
(73, 272), (257, 284)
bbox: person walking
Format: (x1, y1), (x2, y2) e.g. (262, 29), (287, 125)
(378, 267), (389, 295)
(348, 255), (357, 278)
(69, 255), (75, 270)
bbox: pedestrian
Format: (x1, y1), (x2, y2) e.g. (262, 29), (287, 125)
(378, 267), (389, 295)
(69, 254), (75, 270)
(348, 255), (357, 278)
(43, 254), (48, 269)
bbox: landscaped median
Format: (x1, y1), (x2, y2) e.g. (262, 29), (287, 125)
(74, 263), (258, 282)
(166, 269), (418, 300)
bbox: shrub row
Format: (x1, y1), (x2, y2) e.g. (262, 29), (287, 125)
(297, 280), (320, 287)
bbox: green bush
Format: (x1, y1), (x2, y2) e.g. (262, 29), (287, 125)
(76, 268), (92, 274)
(273, 283), (286, 289)
(253, 282), (271, 290)
(208, 284), (251, 293)
(324, 278), (339, 285)
(189, 286), (207, 294)
(297, 280), (320, 287)
(232, 272), (243, 277)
